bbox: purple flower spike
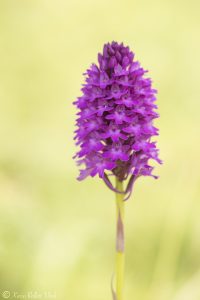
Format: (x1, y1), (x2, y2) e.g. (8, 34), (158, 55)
(74, 41), (162, 197)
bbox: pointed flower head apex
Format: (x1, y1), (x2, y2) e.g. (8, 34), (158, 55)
(74, 41), (162, 196)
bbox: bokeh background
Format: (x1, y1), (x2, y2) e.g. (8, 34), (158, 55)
(0, 0), (200, 299)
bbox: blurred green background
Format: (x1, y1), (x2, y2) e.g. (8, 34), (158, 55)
(0, 0), (200, 299)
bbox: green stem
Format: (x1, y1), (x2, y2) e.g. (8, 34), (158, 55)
(115, 178), (125, 300)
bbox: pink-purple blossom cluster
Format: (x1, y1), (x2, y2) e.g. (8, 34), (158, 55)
(74, 42), (161, 197)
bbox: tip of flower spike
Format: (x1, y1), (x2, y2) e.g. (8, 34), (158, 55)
(97, 41), (135, 71)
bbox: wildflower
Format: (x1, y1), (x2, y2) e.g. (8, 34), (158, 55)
(73, 41), (162, 300)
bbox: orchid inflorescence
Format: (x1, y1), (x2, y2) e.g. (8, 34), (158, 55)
(74, 41), (161, 199)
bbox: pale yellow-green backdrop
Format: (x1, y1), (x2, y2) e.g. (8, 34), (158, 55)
(0, 1), (200, 300)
